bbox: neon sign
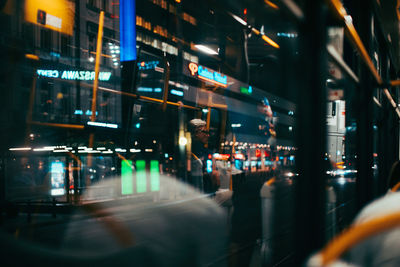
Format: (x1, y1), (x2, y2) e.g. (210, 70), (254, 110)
(137, 60), (160, 70)
(188, 62), (227, 87)
(37, 69), (112, 81)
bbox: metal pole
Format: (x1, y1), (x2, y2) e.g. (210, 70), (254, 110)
(90, 11), (104, 123)
(87, 11), (104, 187)
(162, 56), (170, 112)
(354, 0), (374, 211)
(293, 0), (327, 264)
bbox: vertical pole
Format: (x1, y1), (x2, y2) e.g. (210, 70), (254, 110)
(162, 56), (170, 112)
(75, 0), (81, 124)
(87, 11), (104, 187)
(377, 50), (390, 196)
(220, 110), (227, 153)
(66, 158), (70, 203)
(355, 0), (374, 210)
(294, 0), (327, 264)
(120, 0), (137, 146)
(25, 73), (37, 144)
(90, 11), (104, 123)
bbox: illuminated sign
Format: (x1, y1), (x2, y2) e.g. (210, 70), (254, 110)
(213, 153), (230, 160)
(170, 89), (183, 97)
(137, 60), (160, 70)
(121, 160), (133, 195)
(74, 110), (98, 116)
(234, 153), (245, 160)
(188, 62), (227, 87)
(240, 85), (252, 95)
(120, 0), (137, 61)
(87, 121), (118, 129)
(50, 161), (65, 196)
(25, 0), (75, 35)
(137, 87), (162, 93)
(206, 159), (213, 173)
(37, 69), (112, 81)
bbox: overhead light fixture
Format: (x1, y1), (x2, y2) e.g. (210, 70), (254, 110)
(194, 44), (219, 55)
(261, 34), (280, 48)
(87, 121), (118, 129)
(9, 147), (32, 151)
(229, 12), (279, 49)
(229, 12), (247, 26)
(264, 0), (279, 10)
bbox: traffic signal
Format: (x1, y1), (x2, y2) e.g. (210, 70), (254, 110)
(37, 9), (46, 25)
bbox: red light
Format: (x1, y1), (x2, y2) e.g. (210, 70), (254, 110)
(244, 8), (247, 15)
(256, 149), (261, 157)
(208, 154), (212, 159)
(141, 61), (145, 66)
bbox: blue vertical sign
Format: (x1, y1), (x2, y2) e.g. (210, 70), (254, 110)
(120, 0), (137, 61)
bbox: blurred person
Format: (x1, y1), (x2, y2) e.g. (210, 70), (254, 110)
(188, 119), (220, 193)
(343, 160), (400, 266)
(0, 174), (228, 266)
(63, 174), (228, 266)
(258, 97), (277, 148)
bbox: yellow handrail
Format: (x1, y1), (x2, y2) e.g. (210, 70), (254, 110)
(319, 211), (400, 265)
(90, 11), (104, 123)
(326, 0), (400, 119)
(391, 182), (400, 192)
(390, 80), (400, 87)
(28, 121), (84, 129)
(97, 87), (200, 110)
(266, 177), (276, 186)
(327, 0), (381, 85)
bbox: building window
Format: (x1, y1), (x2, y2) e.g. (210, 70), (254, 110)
(102, 0), (111, 13)
(40, 29), (51, 51)
(61, 35), (71, 57)
(87, 0), (99, 8)
(88, 33), (96, 53)
(53, 31), (60, 53)
(22, 24), (35, 49)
